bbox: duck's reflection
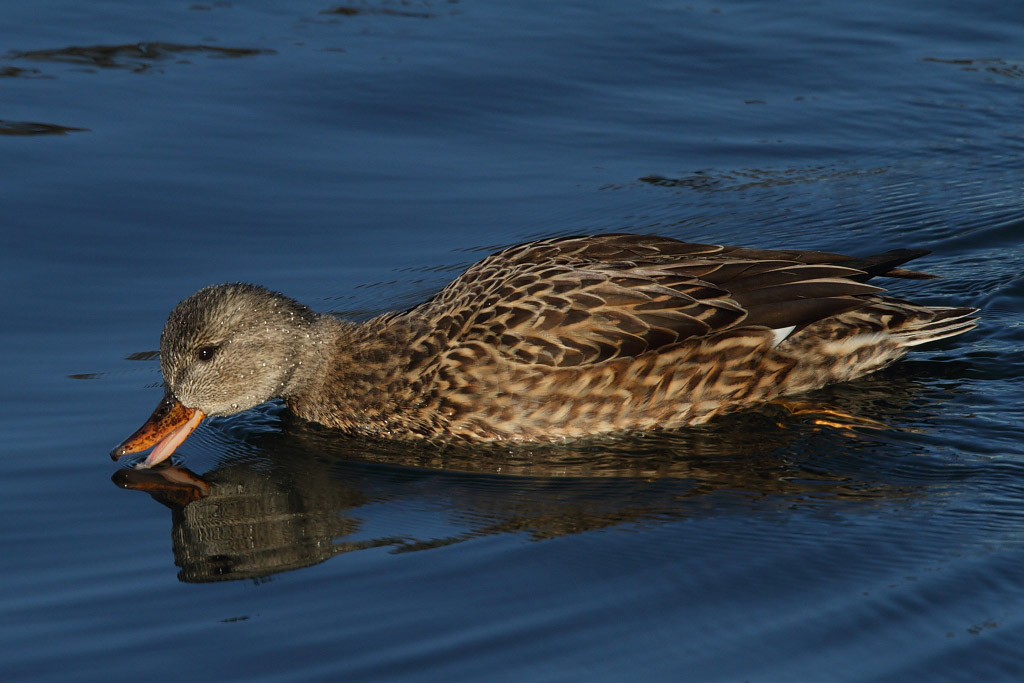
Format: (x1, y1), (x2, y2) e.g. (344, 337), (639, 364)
(113, 461), (386, 582)
(113, 364), (966, 583)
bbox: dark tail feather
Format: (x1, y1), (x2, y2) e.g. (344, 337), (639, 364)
(842, 249), (939, 282)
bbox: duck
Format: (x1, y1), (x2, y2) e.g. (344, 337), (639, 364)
(111, 233), (977, 468)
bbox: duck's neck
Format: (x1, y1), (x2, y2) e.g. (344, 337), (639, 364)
(282, 312), (426, 435)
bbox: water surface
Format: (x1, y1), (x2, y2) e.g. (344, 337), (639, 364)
(3, 0), (1024, 680)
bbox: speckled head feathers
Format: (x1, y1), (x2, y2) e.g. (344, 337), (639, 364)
(159, 283), (320, 416)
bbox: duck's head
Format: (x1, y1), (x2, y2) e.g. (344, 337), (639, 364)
(111, 283), (320, 468)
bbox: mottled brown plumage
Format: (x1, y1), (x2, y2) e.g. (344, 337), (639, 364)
(112, 234), (977, 466)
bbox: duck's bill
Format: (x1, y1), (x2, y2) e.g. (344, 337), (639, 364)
(110, 393), (205, 468)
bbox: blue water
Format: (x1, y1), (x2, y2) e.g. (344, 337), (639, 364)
(3, 0), (1024, 680)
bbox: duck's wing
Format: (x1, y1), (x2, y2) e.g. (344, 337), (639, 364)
(412, 235), (905, 368)
(472, 234), (937, 281)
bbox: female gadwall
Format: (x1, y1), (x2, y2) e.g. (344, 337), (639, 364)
(112, 234), (976, 467)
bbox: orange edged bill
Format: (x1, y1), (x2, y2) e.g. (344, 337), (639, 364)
(110, 392), (205, 468)
(111, 467), (211, 506)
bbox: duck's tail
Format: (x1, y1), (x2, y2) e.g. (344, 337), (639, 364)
(891, 306), (979, 347)
(779, 302), (978, 391)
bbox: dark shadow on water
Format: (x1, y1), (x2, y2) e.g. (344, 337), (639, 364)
(8, 42), (274, 74)
(320, 5), (440, 19)
(112, 364), (972, 583)
(0, 65), (49, 78)
(635, 166), (887, 194)
(0, 119), (88, 136)
(923, 56), (1024, 81)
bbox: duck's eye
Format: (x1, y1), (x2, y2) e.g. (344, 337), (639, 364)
(197, 345), (217, 362)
